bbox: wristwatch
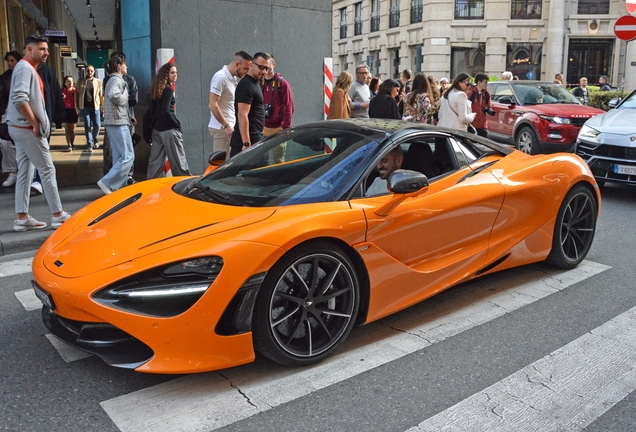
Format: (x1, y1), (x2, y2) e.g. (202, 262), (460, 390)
(222, 123), (229, 129)
(243, 142), (251, 147)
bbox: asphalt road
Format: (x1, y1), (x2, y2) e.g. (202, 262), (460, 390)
(1, 183), (635, 432)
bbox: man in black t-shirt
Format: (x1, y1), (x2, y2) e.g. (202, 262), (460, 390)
(229, 52), (270, 158)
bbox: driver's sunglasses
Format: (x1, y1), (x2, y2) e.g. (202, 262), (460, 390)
(462, 79), (473, 86)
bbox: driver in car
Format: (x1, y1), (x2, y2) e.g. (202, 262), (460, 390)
(366, 146), (404, 196)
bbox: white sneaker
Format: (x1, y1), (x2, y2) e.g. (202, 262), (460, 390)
(2, 172), (17, 187)
(30, 181), (43, 195)
(97, 179), (112, 195)
(13, 216), (47, 232)
(51, 211), (71, 228)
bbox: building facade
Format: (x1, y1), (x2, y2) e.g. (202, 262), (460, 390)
(333, 0), (636, 89)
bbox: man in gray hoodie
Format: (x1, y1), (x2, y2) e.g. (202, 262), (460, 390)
(7, 34), (70, 231)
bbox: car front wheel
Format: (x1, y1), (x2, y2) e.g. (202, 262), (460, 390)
(546, 185), (597, 269)
(516, 126), (539, 155)
(253, 242), (360, 366)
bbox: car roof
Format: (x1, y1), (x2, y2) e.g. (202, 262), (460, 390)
(490, 81), (559, 86)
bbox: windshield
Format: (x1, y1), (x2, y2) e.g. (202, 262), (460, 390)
(514, 84), (581, 105)
(619, 91), (636, 109)
(190, 128), (385, 207)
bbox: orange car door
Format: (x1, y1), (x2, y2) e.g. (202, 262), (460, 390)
(358, 140), (505, 274)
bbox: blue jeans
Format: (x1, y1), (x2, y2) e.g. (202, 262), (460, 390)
(101, 125), (134, 191)
(80, 107), (101, 147)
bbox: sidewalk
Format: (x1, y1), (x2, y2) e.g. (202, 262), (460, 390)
(0, 126), (105, 255)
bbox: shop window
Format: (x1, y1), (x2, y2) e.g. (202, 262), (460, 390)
(455, 0), (484, 19)
(506, 43), (542, 80)
(340, 55), (348, 72)
(578, 0), (609, 14)
(511, 0), (541, 19)
(450, 44), (485, 78)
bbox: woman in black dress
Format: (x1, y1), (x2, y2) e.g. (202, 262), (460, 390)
(368, 79), (401, 120)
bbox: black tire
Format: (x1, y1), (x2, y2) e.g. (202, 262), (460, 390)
(252, 241), (360, 366)
(546, 185), (597, 269)
(516, 126), (539, 155)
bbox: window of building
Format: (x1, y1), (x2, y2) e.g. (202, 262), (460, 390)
(506, 43), (542, 80)
(371, 0), (381, 32)
(577, 0), (609, 14)
(340, 55), (348, 72)
(411, 45), (423, 73)
(340, 7), (347, 40)
(450, 44), (485, 78)
(455, 0), (484, 19)
(390, 0), (400, 28)
(567, 39), (613, 86)
(354, 3), (363, 36)
(369, 51), (381, 77)
(511, 0), (541, 19)
(411, 0), (423, 23)
(391, 48), (401, 78)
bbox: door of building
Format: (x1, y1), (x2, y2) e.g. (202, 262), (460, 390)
(567, 39), (614, 88)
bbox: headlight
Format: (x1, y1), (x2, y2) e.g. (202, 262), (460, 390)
(540, 115), (571, 125)
(93, 256), (224, 317)
(578, 124), (600, 140)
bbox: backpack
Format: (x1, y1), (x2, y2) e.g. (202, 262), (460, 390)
(142, 99), (156, 144)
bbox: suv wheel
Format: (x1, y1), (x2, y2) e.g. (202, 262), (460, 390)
(516, 126), (539, 155)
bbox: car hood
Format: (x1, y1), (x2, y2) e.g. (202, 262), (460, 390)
(530, 104), (604, 118)
(584, 108), (636, 135)
(40, 180), (275, 278)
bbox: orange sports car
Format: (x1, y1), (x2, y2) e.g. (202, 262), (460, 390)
(31, 119), (600, 374)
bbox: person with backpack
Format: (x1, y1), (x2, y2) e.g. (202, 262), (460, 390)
(260, 54), (294, 138)
(468, 73), (495, 138)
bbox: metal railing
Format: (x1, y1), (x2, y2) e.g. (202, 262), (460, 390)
(389, 9), (400, 28)
(510, 0), (542, 19)
(454, 0), (484, 19)
(371, 14), (380, 32)
(410, 3), (423, 23)
(340, 24), (347, 39)
(354, 19), (362, 36)
(577, 1), (609, 14)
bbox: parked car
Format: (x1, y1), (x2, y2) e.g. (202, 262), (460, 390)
(31, 120), (599, 374)
(575, 88), (636, 187)
(488, 81), (604, 154)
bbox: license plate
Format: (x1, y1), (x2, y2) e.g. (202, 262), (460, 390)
(614, 164), (636, 175)
(32, 281), (55, 310)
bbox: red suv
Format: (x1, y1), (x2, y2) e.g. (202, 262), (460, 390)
(487, 81), (604, 154)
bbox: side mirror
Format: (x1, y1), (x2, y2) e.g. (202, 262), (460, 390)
(203, 150), (227, 175)
(608, 98), (621, 109)
(388, 169), (429, 194)
(374, 170), (429, 217)
(498, 96), (515, 105)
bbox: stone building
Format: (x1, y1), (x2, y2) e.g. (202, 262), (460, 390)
(332, 0), (636, 88)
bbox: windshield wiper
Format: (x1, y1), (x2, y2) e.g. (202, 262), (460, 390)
(188, 183), (236, 204)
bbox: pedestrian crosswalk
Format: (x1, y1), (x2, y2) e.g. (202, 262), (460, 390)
(9, 255), (635, 431)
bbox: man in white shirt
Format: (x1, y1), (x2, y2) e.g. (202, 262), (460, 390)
(348, 65), (371, 118)
(366, 146), (403, 196)
(208, 51), (252, 158)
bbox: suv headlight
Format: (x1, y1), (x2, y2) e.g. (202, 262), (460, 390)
(539, 115), (571, 125)
(93, 256), (224, 317)
(578, 124), (600, 140)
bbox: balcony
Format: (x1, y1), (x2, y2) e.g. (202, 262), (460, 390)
(340, 24), (347, 39)
(354, 19), (362, 36)
(371, 14), (380, 32)
(577, 1), (609, 14)
(511, 0), (541, 19)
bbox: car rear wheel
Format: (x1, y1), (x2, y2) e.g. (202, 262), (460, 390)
(516, 126), (539, 155)
(546, 185), (597, 269)
(253, 242), (360, 366)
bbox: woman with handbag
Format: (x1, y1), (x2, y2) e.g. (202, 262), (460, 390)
(97, 54), (134, 194)
(403, 73), (433, 123)
(147, 62), (190, 179)
(438, 72), (476, 132)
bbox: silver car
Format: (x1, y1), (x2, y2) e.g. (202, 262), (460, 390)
(575, 89), (636, 187)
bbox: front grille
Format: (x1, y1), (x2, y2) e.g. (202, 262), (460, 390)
(570, 118), (588, 127)
(577, 143), (636, 161)
(42, 308), (154, 368)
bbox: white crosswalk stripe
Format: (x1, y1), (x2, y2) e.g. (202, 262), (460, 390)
(407, 305), (636, 432)
(15, 289), (42, 311)
(0, 258), (32, 277)
(101, 260), (610, 432)
(45, 334), (92, 363)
